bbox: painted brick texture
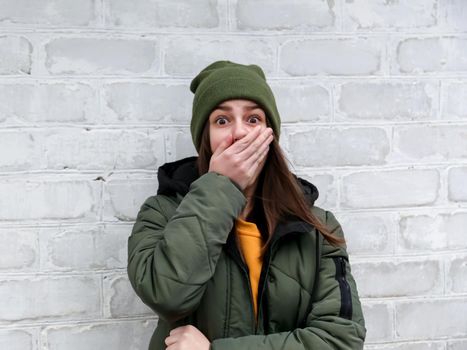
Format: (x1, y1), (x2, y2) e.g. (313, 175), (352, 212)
(0, 0), (466, 349)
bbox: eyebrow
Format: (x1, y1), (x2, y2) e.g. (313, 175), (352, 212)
(214, 104), (261, 111)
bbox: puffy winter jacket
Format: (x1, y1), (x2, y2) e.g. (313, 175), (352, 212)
(127, 156), (366, 349)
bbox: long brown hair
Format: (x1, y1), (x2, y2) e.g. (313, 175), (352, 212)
(196, 120), (344, 254)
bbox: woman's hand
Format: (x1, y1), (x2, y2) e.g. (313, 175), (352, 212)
(208, 126), (274, 191)
(165, 325), (210, 350)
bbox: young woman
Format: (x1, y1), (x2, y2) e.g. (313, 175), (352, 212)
(127, 60), (366, 350)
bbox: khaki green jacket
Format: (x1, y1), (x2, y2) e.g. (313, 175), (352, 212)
(128, 156), (366, 349)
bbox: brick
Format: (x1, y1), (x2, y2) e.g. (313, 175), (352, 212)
(337, 81), (437, 121)
(0, 83), (97, 124)
(271, 82), (330, 123)
(365, 341), (444, 350)
(353, 260), (442, 298)
(103, 178), (157, 221)
(448, 339), (467, 350)
(0, 131), (41, 171)
(0, 229), (38, 271)
(361, 303), (393, 342)
(0, 179), (99, 220)
(103, 274), (153, 317)
(439, 0), (467, 31)
(396, 298), (467, 339)
(163, 129), (197, 162)
(45, 320), (157, 350)
(45, 128), (165, 170)
(442, 82), (467, 119)
(235, 0), (335, 31)
(287, 127), (389, 167)
(338, 213), (394, 255)
(395, 37), (467, 74)
(0, 329), (37, 350)
(105, 0), (219, 29)
(343, 0), (436, 30)
(448, 167), (467, 202)
(399, 212), (467, 252)
(0, 0), (96, 27)
(394, 125), (467, 161)
(165, 37), (275, 76)
(0, 276), (100, 321)
(281, 38), (382, 76)
(40, 224), (129, 271)
(44, 38), (158, 75)
(342, 169), (439, 209)
(176, 130), (197, 160)
(448, 255), (467, 293)
(0, 36), (32, 74)
(102, 83), (191, 124)
(296, 173), (337, 209)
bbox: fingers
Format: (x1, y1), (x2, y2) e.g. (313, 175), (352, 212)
(230, 125), (262, 154)
(208, 126), (274, 190)
(258, 139), (271, 163)
(243, 132), (273, 168)
(169, 327), (184, 336)
(243, 139), (271, 189)
(165, 334), (178, 347)
(247, 131), (272, 169)
(165, 326), (184, 346)
(237, 127), (273, 159)
(165, 325), (207, 349)
(212, 134), (233, 157)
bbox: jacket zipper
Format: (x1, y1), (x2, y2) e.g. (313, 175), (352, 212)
(226, 223), (308, 334)
(255, 250), (272, 334)
(242, 264), (257, 333)
(255, 234), (293, 334)
(225, 229), (257, 334)
(333, 256), (353, 320)
(256, 276), (268, 333)
(237, 244), (258, 334)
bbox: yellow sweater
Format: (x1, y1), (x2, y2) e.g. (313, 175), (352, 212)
(235, 218), (264, 321)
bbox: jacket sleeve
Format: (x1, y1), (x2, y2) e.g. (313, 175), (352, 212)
(210, 210), (366, 350)
(127, 172), (246, 324)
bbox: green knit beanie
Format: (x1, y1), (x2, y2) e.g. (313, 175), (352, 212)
(189, 60), (281, 152)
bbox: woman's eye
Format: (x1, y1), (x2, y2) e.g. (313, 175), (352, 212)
(215, 117), (227, 125)
(249, 115), (261, 123)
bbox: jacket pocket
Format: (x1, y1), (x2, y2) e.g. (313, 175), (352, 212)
(332, 257), (353, 320)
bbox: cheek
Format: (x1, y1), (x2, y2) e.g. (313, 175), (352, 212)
(256, 118), (267, 132)
(209, 127), (224, 153)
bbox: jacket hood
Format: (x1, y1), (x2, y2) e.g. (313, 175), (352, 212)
(157, 156), (199, 197)
(156, 156), (319, 206)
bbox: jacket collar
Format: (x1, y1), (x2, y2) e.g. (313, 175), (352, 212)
(156, 156), (199, 197)
(224, 216), (314, 278)
(273, 219), (314, 240)
(156, 156), (320, 207)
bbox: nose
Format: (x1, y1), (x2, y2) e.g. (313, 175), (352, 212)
(232, 120), (248, 142)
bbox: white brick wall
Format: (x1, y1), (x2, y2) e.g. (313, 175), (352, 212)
(0, 0), (466, 349)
